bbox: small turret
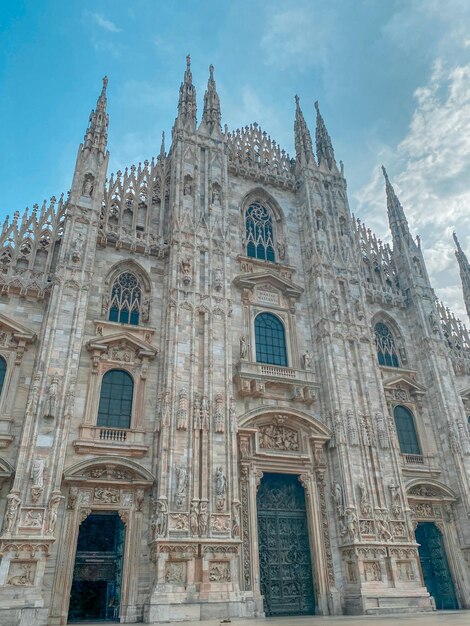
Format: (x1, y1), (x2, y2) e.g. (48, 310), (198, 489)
(314, 100), (337, 172)
(174, 55), (197, 132)
(453, 232), (470, 320)
(294, 95), (315, 169)
(83, 76), (109, 158)
(200, 64), (221, 135)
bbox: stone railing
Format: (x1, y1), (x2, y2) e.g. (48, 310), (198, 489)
(235, 360), (319, 404)
(74, 425), (148, 457)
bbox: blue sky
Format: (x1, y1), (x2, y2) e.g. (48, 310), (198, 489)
(1, 1), (470, 315)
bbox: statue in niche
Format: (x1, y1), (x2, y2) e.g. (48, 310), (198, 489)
(175, 465), (187, 508)
(25, 375), (40, 418)
(46, 494), (63, 535)
(212, 185), (221, 205)
(277, 239), (286, 260)
(332, 482), (344, 516)
(183, 176), (192, 196)
(231, 501), (241, 538)
(31, 458), (45, 489)
(190, 501), (199, 535)
(302, 350), (312, 370)
(345, 508), (359, 540)
(151, 499), (168, 538)
(358, 479), (371, 517)
(44, 375), (59, 419)
(4, 494), (21, 533)
(239, 335), (247, 359)
(181, 258), (191, 286)
(215, 466), (227, 511)
(198, 501), (208, 536)
(214, 268), (223, 291)
(82, 173), (94, 197)
(329, 290), (339, 316)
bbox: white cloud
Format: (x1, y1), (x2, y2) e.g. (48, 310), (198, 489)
(89, 13), (122, 33)
(260, 4), (332, 71)
(354, 56), (470, 320)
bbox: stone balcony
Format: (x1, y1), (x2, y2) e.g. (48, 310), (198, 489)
(399, 453), (441, 477)
(234, 360), (319, 404)
(73, 425), (148, 457)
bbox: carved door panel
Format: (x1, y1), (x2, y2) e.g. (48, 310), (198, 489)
(416, 522), (458, 610)
(257, 473), (315, 616)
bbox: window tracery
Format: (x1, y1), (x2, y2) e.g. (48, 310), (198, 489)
(245, 202), (275, 262)
(109, 272), (142, 325)
(374, 322), (399, 368)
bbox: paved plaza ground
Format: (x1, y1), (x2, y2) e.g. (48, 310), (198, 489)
(71, 611), (470, 626)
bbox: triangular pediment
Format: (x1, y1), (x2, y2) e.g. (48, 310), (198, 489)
(234, 270), (303, 300)
(383, 374), (426, 395)
(0, 313), (36, 342)
(87, 331), (157, 358)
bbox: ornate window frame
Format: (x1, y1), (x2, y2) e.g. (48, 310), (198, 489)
(73, 327), (157, 457)
(240, 189), (286, 266)
(102, 261), (151, 326)
(372, 313), (408, 369)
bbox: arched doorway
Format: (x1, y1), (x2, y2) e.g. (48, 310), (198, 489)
(257, 473), (315, 616)
(68, 511), (126, 622)
(415, 522), (458, 610)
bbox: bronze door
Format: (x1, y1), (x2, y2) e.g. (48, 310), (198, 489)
(257, 473), (315, 616)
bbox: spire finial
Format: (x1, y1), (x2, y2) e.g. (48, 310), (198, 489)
(175, 54), (197, 131)
(294, 94), (315, 167)
(160, 131), (166, 158)
(201, 63), (221, 134)
(453, 231), (470, 320)
(83, 76), (109, 154)
(314, 99), (336, 171)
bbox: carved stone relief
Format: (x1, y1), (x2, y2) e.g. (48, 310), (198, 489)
(209, 560), (231, 582)
(7, 561), (36, 586)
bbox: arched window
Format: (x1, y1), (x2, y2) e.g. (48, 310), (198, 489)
(374, 322), (399, 367)
(109, 272), (141, 325)
(245, 202), (275, 262)
(97, 370), (133, 429)
(0, 356), (6, 396)
(394, 405), (421, 455)
(255, 313), (287, 366)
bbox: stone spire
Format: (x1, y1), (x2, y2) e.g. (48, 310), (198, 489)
(175, 54), (197, 131)
(201, 64), (221, 134)
(453, 232), (470, 319)
(83, 76), (109, 157)
(381, 166), (417, 252)
(294, 95), (315, 167)
(314, 100), (337, 171)
(159, 131), (166, 159)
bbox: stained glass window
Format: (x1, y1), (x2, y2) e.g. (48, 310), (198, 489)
(394, 405), (421, 455)
(255, 313), (287, 366)
(109, 272), (141, 325)
(245, 202), (276, 262)
(97, 369), (133, 429)
(375, 322), (399, 367)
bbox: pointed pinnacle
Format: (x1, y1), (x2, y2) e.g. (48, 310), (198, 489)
(209, 64), (214, 81)
(160, 131), (166, 157)
(453, 231), (461, 249)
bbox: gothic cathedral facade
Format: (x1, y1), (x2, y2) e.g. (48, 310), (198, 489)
(0, 59), (470, 625)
